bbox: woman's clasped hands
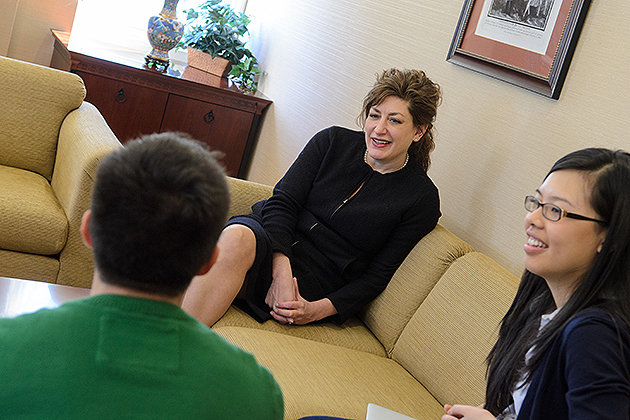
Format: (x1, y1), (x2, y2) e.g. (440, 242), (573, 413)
(442, 404), (496, 420)
(265, 252), (338, 325)
(270, 277), (313, 325)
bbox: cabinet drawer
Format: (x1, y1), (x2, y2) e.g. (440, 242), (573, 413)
(77, 71), (169, 143)
(160, 94), (255, 176)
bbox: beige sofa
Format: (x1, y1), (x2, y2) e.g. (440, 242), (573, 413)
(212, 177), (521, 420)
(0, 56), (122, 287)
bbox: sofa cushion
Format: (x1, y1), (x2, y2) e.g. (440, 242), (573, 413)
(0, 56), (85, 180)
(0, 165), (68, 255)
(391, 252), (520, 408)
(0, 250), (59, 283)
(214, 327), (446, 420)
(226, 176), (273, 217)
(361, 224), (475, 355)
(215, 305), (387, 357)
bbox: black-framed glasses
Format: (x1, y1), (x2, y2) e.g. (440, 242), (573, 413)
(524, 195), (606, 224)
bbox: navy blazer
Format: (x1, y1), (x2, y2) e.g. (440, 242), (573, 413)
(519, 308), (630, 419)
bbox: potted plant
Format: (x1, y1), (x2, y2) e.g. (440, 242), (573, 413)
(179, 0), (263, 93)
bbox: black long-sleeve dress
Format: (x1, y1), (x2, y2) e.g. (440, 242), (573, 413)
(230, 126), (440, 323)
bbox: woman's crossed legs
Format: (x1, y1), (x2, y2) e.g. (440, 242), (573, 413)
(182, 224), (256, 326)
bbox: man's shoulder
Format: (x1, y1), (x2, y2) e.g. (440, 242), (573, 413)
(187, 325), (270, 373)
(184, 328), (284, 415)
(190, 327), (275, 371)
(0, 301), (85, 331)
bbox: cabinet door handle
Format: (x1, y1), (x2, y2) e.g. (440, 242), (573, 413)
(204, 110), (215, 124)
(115, 88), (126, 103)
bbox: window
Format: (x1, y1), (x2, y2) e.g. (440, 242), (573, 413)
(69, 0), (247, 56)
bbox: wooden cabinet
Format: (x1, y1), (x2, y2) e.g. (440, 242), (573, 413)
(160, 95), (255, 174)
(51, 31), (272, 178)
(76, 72), (168, 142)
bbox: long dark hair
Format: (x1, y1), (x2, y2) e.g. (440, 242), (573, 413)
(485, 148), (630, 415)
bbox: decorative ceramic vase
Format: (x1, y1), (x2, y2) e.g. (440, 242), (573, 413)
(186, 47), (233, 78)
(145, 0), (184, 71)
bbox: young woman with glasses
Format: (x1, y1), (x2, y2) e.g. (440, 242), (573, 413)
(443, 148), (630, 420)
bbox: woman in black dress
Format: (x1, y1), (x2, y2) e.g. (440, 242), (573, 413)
(183, 68), (442, 326)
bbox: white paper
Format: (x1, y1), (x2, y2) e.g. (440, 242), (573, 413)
(474, 0), (564, 55)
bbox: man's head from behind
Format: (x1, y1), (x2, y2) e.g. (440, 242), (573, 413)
(86, 132), (230, 297)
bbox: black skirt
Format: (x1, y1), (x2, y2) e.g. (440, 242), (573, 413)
(225, 212), (346, 324)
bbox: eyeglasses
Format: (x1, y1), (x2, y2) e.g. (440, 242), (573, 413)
(524, 195), (606, 224)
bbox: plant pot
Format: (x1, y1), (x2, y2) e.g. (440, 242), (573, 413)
(186, 47), (232, 78)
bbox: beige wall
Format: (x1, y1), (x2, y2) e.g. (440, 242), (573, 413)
(245, 0), (630, 276)
(2, 0), (77, 65)
(0, 0), (19, 56)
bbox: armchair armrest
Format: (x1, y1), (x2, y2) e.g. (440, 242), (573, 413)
(51, 102), (122, 287)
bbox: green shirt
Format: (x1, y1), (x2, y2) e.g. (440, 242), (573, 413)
(0, 294), (283, 419)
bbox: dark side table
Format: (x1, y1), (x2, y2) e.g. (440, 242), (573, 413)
(51, 30), (272, 178)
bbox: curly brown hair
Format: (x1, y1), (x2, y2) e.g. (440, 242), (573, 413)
(358, 68), (442, 172)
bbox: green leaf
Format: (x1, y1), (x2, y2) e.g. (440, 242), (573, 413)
(180, 0), (264, 93)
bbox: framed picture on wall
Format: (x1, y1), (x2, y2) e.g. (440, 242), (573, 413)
(447, 0), (591, 99)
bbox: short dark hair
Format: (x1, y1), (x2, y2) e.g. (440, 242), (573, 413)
(89, 132), (230, 297)
(358, 68), (442, 172)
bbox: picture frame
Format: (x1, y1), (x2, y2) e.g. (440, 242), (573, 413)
(447, 0), (591, 99)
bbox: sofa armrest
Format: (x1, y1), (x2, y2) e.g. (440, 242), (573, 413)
(0, 56), (85, 180)
(50, 102), (122, 287)
(226, 176), (273, 218)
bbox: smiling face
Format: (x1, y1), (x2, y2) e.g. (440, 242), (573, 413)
(524, 169), (608, 306)
(364, 96), (424, 174)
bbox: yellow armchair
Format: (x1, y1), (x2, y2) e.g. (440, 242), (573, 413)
(0, 56), (121, 287)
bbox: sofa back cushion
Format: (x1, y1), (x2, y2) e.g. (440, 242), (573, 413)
(226, 176), (273, 217)
(0, 56), (85, 180)
(360, 224), (475, 355)
(391, 252), (520, 407)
